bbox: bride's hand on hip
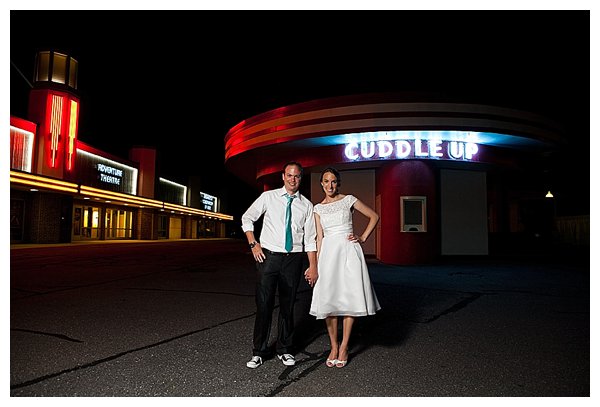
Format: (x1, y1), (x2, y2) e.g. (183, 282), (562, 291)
(348, 233), (363, 243)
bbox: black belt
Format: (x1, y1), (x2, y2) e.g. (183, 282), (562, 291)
(263, 249), (299, 256)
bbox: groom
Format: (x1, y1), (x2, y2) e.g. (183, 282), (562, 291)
(241, 161), (318, 368)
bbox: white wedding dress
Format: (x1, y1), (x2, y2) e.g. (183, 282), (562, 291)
(309, 195), (381, 319)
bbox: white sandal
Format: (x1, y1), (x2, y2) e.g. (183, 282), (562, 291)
(336, 348), (348, 368)
(335, 359), (347, 368)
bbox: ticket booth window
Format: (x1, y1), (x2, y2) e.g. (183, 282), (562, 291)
(401, 196), (427, 232)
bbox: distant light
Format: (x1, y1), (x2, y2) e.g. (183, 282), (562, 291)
(545, 191), (554, 198)
(30, 188), (38, 192)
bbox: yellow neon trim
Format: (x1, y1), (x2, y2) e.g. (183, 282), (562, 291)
(82, 191), (163, 208)
(162, 202), (233, 220)
(10, 171), (234, 220)
(10, 171), (79, 188)
(80, 186), (159, 205)
(10, 177), (79, 193)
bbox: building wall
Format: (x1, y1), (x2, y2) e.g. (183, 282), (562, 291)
(440, 169), (488, 255)
(377, 160), (438, 264)
(136, 209), (156, 240)
(28, 193), (69, 243)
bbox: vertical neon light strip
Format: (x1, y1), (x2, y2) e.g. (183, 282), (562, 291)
(49, 94), (64, 168)
(67, 100), (79, 171)
(9, 126), (34, 172)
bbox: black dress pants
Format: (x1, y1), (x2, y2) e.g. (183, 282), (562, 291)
(253, 250), (303, 358)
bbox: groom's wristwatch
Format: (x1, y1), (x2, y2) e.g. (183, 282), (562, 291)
(249, 241), (259, 249)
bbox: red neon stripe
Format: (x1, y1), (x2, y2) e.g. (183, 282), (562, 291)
(50, 95), (63, 168)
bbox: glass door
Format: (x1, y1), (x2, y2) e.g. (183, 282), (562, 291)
(105, 208), (133, 239)
(74, 205), (100, 239)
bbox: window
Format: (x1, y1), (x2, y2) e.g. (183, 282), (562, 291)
(79, 206), (100, 239)
(401, 196), (427, 232)
(52, 52), (67, 84)
(33, 51), (78, 89)
(35, 51), (50, 82)
(68, 57), (78, 88)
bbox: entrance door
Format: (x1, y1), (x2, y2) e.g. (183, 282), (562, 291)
(73, 205), (100, 240)
(105, 208), (133, 239)
(169, 217), (182, 239)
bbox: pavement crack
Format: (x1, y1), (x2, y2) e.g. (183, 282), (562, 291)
(422, 293), (482, 323)
(12, 328), (84, 343)
(10, 312), (257, 391)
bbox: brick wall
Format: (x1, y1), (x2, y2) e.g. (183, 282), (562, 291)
(136, 209), (156, 240)
(29, 193), (64, 243)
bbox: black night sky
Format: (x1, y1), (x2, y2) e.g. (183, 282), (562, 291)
(9, 10), (591, 220)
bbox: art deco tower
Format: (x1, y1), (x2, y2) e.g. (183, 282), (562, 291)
(27, 50), (80, 178)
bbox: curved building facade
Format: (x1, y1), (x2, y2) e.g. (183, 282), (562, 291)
(225, 93), (564, 265)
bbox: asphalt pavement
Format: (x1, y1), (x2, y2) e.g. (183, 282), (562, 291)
(9, 239), (590, 397)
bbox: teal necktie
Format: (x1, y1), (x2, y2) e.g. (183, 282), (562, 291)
(285, 194), (295, 252)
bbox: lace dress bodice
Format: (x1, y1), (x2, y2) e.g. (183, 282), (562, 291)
(314, 195), (357, 237)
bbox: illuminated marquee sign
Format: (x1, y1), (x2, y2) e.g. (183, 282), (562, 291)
(97, 163), (123, 185)
(344, 139), (478, 161)
(200, 192), (217, 212)
(159, 178), (187, 206)
(76, 149), (138, 194)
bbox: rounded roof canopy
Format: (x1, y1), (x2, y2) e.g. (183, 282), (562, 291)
(224, 93), (565, 184)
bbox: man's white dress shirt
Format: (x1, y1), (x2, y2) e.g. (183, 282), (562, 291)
(241, 186), (317, 253)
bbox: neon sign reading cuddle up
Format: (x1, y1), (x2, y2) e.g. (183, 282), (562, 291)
(344, 139), (479, 161)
